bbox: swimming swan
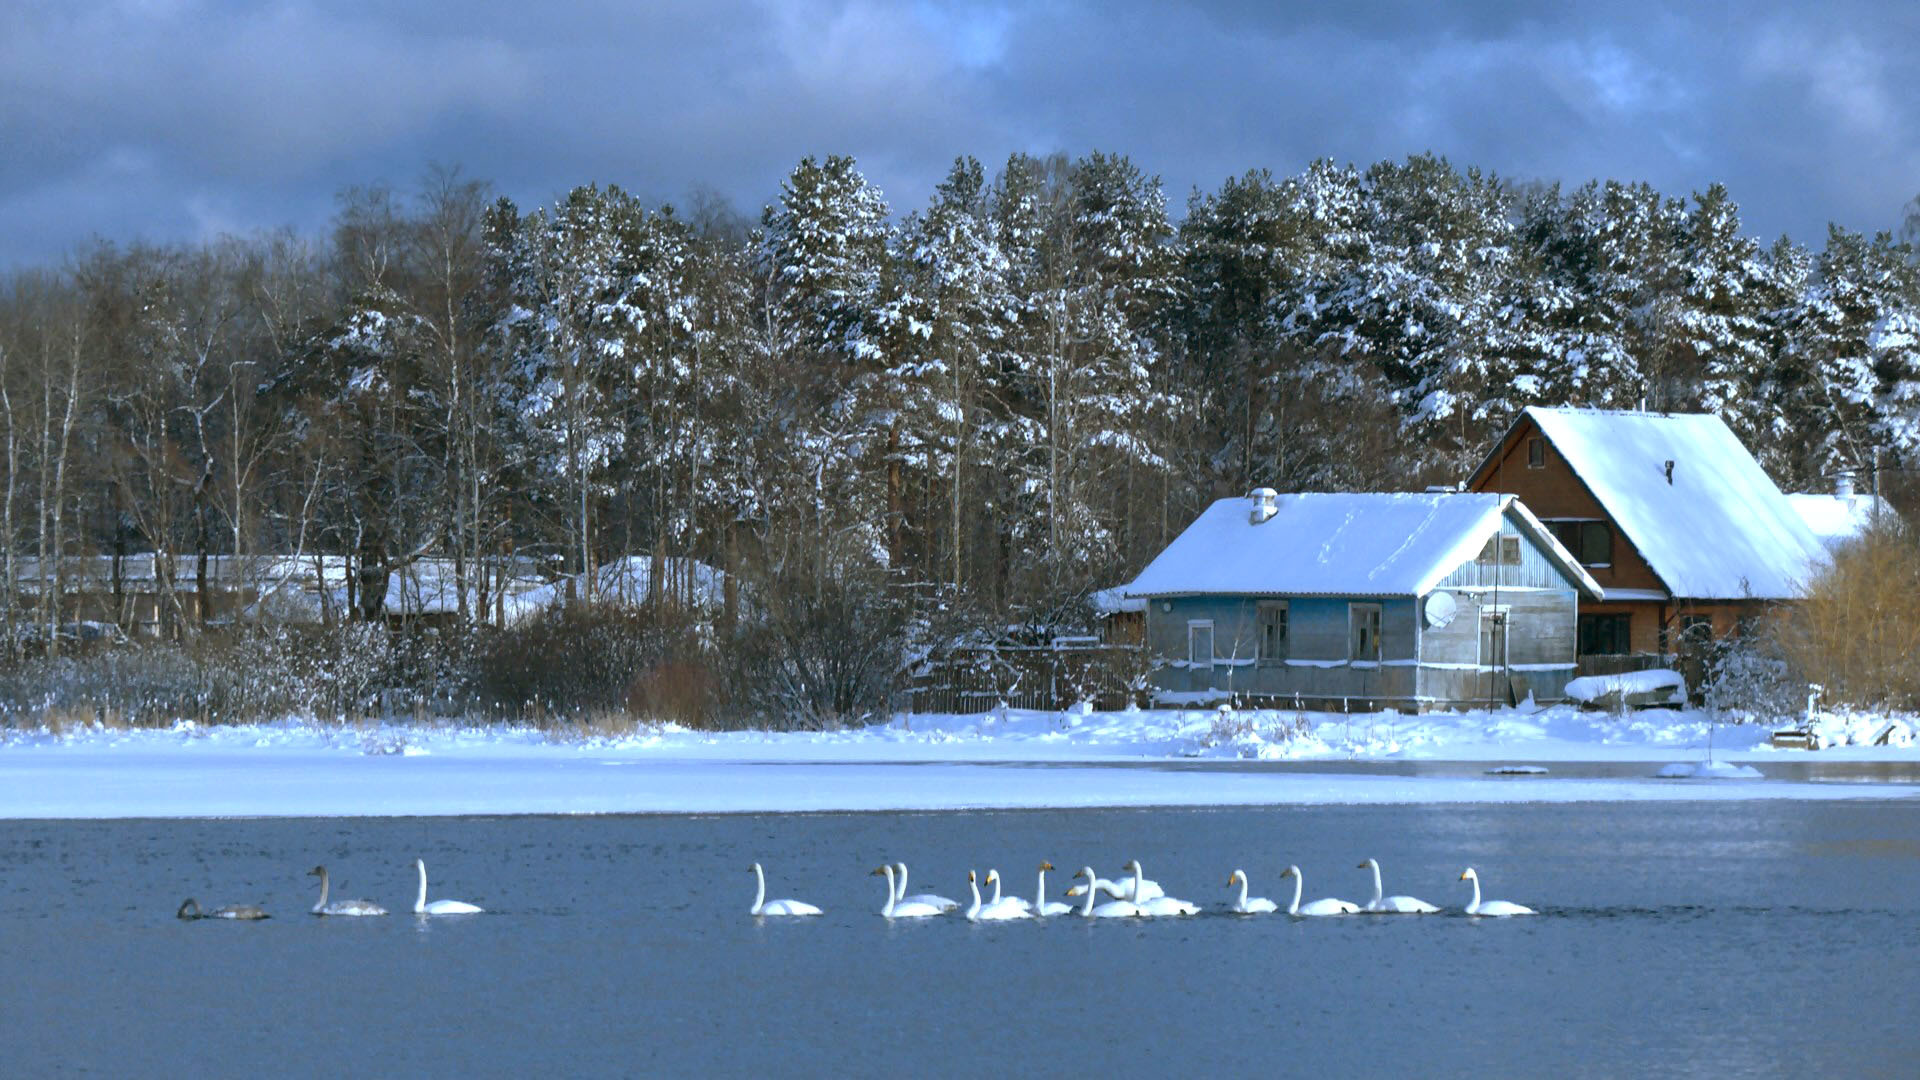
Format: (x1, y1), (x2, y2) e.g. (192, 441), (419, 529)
(307, 865), (388, 916)
(414, 858), (484, 915)
(750, 862), (822, 917)
(893, 862), (959, 912)
(1073, 867), (1143, 918)
(177, 898), (268, 920)
(1356, 858), (1439, 914)
(1225, 870), (1278, 914)
(1032, 862), (1074, 917)
(1278, 865), (1359, 916)
(1123, 861), (1198, 916)
(1459, 867), (1536, 916)
(983, 869), (1036, 914)
(1065, 872), (1164, 901)
(966, 870), (1033, 921)
(874, 865), (946, 918)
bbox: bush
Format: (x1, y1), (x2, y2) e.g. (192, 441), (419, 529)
(729, 568), (906, 729)
(1776, 522), (1920, 710)
(476, 604), (715, 724)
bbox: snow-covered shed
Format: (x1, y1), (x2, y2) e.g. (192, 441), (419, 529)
(1123, 490), (1601, 710)
(1468, 407), (1830, 660)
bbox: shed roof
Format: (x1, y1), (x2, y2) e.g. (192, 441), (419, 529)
(1123, 491), (1599, 600)
(1473, 407), (1829, 600)
(1786, 492), (1891, 552)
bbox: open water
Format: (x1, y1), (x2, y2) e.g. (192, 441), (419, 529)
(3, 800), (1917, 1077)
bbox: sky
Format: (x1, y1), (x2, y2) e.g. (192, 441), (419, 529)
(3, 0), (1916, 268)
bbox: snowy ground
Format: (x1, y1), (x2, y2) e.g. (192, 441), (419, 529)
(3, 702), (1917, 818)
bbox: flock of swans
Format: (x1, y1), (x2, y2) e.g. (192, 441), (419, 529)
(750, 857), (1537, 920)
(176, 858), (483, 920)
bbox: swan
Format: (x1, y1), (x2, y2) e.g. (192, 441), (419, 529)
(177, 898), (268, 921)
(1123, 860), (1198, 916)
(983, 869), (1036, 914)
(893, 862), (959, 912)
(307, 865), (388, 916)
(1073, 867), (1143, 918)
(1064, 871), (1165, 901)
(1278, 865), (1359, 916)
(1356, 858), (1439, 914)
(1224, 870), (1278, 914)
(1032, 862), (1074, 917)
(966, 870), (1033, 921)
(414, 858), (484, 915)
(873, 865), (946, 918)
(1459, 867), (1536, 916)
(750, 862), (822, 916)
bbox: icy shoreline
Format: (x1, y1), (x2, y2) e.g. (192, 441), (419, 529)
(2, 704), (1916, 819)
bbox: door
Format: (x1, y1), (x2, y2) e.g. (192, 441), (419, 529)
(1480, 611), (1511, 705)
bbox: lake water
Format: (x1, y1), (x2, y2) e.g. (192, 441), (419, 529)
(4, 801), (1917, 1078)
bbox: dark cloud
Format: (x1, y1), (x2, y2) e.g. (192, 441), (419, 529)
(1, 0), (1914, 267)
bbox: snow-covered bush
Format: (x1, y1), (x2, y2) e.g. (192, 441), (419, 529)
(1700, 628), (1799, 723)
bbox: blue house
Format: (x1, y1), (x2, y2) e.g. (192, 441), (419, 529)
(1124, 490), (1602, 710)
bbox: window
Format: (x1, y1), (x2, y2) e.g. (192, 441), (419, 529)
(1349, 603), (1382, 662)
(1187, 621), (1214, 669)
(1548, 520), (1613, 567)
(1477, 534), (1521, 566)
(1578, 613), (1631, 655)
(1527, 437), (1545, 468)
(1258, 601), (1289, 663)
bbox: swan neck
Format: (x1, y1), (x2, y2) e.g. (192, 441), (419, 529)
(895, 863), (908, 903)
(967, 874), (981, 920)
(1469, 873), (1482, 912)
(880, 866), (896, 916)
(1369, 862), (1384, 906)
(1079, 870), (1095, 917)
(1289, 869), (1303, 915)
(1035, 867), (1047, 910)
(752, 865), (766, 915)
(312, 869), (329, 912)
(1128, 865), (1142, 904)
(1237, 872), (1250, 909)
(415, 862), (428, 913)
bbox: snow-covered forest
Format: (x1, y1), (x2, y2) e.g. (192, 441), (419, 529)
(0, 152), (1917, 724)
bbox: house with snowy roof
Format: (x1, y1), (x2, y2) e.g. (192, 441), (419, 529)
(1467, 407), (1832, 665)
(1122, 490), (1601, 710)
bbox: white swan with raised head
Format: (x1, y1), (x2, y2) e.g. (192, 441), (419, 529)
(1225, 869), (1277, 914)
(307, 865), (387, 916)
(983, 869), (1036, 914)
(1279, 865), (1359, 916)
(1032, 862), (1074, 917)
(750, 862), (822, 917)
(1459, 867), (1536, 916)
(1356, 858), (1439, 914)
(967, 870), (1033, 921)
(1074, 867), (1143, 918)
(893, 862), (959, 912)
(1123, 860), (1198, 916)
(874, 865), (946, 918)
(414, 859), (484, 915)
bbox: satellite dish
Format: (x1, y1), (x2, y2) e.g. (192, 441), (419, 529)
(1423, 591), (1458, 629)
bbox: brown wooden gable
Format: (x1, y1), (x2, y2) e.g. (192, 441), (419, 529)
(1466, 413), (1669, 597)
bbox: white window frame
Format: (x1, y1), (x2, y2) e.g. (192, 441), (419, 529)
(1187, 620), (1215, 669)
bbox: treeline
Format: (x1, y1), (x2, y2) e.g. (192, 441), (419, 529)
(0, 153), (1916, 721)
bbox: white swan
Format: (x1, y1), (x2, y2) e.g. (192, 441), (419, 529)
(873, 865), (946, 918)
(1123, 860), (1198, 916)
(307, 865), (387, 916)
(177, 898), (269, 921)
(966, 870), (1034, 921)
(1032, 862), (1074, 917)
(1459, 867), (1536, 916)
(750, 862), (822, 917)
(414, 858), (484, 915)
(893, 862), (960, 912)
(1356, 858), (1439, 914)
(1278, 865), (1359, 916)
(1225, 869), (1278, 914)
(1065, 872), (1164, 901)
(1074, 867), (1143, 918)
(983, 869), (1036, 914)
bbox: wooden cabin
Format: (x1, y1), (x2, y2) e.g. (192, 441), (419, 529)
(1467, 407), (1830, 672)
(1124, 490), (1601, 711)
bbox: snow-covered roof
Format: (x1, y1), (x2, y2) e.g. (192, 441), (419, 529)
(1786, 492), (1892, 552)
(1480, 408), (1830, 600)
(502, 556), (726, 624)
(1089, 586), (1147, 616)
(1123, 492), (1599, 600)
